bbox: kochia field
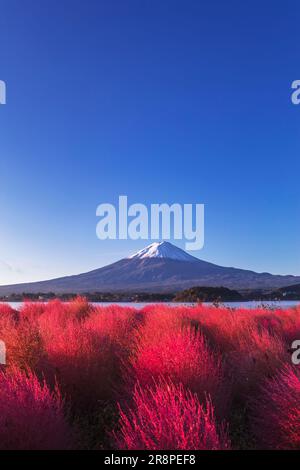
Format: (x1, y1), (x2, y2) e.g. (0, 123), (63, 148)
(0, 299), (299, 450)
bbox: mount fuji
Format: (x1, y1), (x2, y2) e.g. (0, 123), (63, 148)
(128, 242), (198, 262)
(0, 241), (299, 295)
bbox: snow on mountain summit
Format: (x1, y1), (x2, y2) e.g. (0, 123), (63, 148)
(128, 241), (198, 262)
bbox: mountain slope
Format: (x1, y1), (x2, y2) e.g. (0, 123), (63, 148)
(0, 242), (299, 295)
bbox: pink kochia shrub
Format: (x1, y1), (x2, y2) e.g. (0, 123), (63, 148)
(181, 306), (288, 398)
(0, 303), (19, 320)
(85, 305), (140, 355)
(129, 323), (228, 416)
(225, 326), (287, 398)
(40, 318), (119, 409)
(0, 369), (71, 450)
(115, 381), (230, 450)
(0, 304), (47, 374)
(252, 365), (300, 449)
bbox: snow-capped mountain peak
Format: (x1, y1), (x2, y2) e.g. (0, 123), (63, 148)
(128, 241), (198, 262)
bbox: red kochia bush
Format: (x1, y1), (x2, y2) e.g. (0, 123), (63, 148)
(183, 306), (287, 398)
(0, 303), (19, 321)
(85, 305), (139, 354)
(252, 365), (300, 449)
(0, 369), (71, 450)
(115, 381), (230, 450)
(41, 318), (121, 409)
(227, 327), (287, 398)
(20, 302), (46, 321)
(129, 324), (227, 416)
(0, 307), (47, 374)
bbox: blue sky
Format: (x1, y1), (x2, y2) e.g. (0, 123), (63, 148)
(0, 0), (299, 284)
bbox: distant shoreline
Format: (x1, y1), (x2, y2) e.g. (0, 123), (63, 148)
(3, 300), (300, 311)
(1, 284), (300, 304)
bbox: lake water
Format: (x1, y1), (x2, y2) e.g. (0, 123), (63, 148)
(3, 300), (300, 310)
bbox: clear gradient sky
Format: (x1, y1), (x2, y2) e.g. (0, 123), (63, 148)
(0, 0), (299, 285)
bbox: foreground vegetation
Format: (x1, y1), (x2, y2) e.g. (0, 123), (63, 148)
(0, 299), (299, 450)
